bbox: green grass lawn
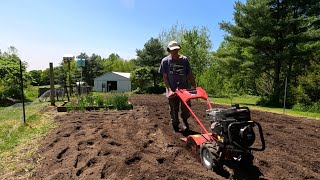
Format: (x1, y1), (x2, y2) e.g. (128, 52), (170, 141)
(212, 95), (259, 106)
(0, 102), (55, 177)
(24, 86), (40, 102)
(0, 85), (65, 177)
(0, 102), (50, 150)
(211, 95), (320, 119)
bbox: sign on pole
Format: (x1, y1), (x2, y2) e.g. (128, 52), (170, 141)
(63, 54), (75, 63)
(76, 58), (85, 67)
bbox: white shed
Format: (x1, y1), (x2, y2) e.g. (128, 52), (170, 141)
(94, 72), (131, 92)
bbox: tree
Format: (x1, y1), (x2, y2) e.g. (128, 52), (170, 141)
(130, 67), (153, 93)
(158, 23), (186, 49)
(53, 66), (60, 84)
(206, 40), (258, 97)
(0, 47), (28, 99)
(103, 53), (135, 73)
(56, 58), (81, 96)
(158, 25), (212, 86)
(135, 38), (166, 87)
(180, 27), (212, 84)
(135, 38), (166, 68)
(219, 0), (320, 106)
(198, 56), (225, 96)
(295, 61), (320, 105)
(79, 53), (104, 86)
(40, 68), (50, 85)
(29, 70), (42, 86)
(56, 64), (67, 90)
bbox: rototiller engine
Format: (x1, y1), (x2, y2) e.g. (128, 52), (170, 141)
(175, 87), (265, 171)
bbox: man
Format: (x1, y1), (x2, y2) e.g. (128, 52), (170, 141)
(158, 40), (196, 132)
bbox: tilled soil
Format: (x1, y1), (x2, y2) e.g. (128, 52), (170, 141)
(32, 94), (320, 180)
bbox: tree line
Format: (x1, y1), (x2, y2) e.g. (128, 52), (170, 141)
(214, 0), (320, 110)
(0, 0), (319, 112)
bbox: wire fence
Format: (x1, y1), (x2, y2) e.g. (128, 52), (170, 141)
(0, 100), (49, 144)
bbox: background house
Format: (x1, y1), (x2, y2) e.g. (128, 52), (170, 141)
(94, 72), (131, 92)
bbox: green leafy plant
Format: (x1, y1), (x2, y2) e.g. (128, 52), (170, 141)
(95, 95), (104, 107)
(78, 97), (86, 112)
(109, 93), (132, 110)
(65, 93), (133, 111)
(66, 101), (77, 112)
(292, 101), (320, 113)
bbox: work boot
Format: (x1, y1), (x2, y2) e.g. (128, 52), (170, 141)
(173, 125), (180, 133)
(183, 119), (190, 132)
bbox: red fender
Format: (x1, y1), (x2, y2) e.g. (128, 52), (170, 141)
(181, 133), (213, 154)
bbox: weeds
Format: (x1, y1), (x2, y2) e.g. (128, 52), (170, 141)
(65, 93), (132, 112)
(109, 93), (132, 110)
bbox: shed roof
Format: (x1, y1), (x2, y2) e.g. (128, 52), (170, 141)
(94, 71), (131, 80)
(112, 72), (130, 79)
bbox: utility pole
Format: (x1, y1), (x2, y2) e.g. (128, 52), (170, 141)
(76, 58), (85, 96)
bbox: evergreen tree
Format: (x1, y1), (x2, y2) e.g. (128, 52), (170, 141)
(219, 0), (320, 106)
(135, 38), (166, 87)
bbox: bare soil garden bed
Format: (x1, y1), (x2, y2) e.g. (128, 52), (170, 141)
(32, 94), (320, 180)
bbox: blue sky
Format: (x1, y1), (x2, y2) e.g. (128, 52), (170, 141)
(0, 0), (244, 71)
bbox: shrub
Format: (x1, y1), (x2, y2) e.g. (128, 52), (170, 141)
(110, 93), (132, 110)
(66, 101), (77, 112)
(292, 101), (320, 113)
(309, 101), (320, 113)
(130, 67), (153, 92)
(95, 95), (104, 107)
(256, 96), (275, 107)
(132, 87), (144, 94)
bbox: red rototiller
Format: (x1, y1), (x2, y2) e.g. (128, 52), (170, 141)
(175, 87), (265, 171)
